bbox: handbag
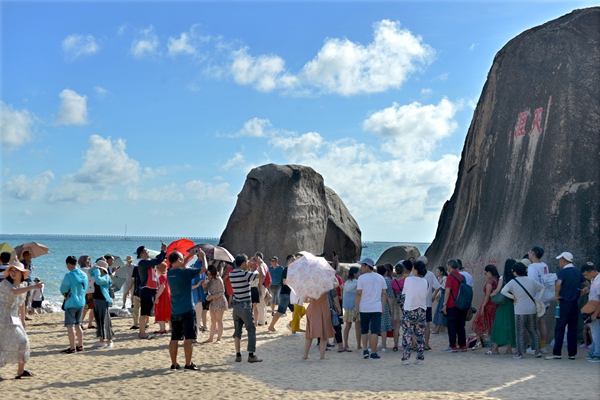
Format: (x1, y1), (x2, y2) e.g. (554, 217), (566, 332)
(514, 278), (546, 318)
(328, 291), (340, 327)
(491, 282), (508, 305)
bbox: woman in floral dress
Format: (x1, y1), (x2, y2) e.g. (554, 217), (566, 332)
(0, 262), (44, 379)
(471, 264), (500, 350)
(202, 264), (228, 344)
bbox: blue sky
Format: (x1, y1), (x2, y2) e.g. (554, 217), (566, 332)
(1, 0), (596, 241)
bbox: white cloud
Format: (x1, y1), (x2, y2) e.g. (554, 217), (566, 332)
(230, 48), (298, 92)
(226, 19), (434, 96)
(433, 73), (449, 81)
(168, 33), (197, 56)
(126, 180), (230, 203)
(236, 117), (273, 137)
(470, 43), (478, 51)
(184, 180), (231, 202)
(0, 102), (34, 149)
(302, 20), (434, 95)
(421, 88), (432, 97)
(363, 98), (460, 156)
(95, 86), (108, 97)
(48, 135), (140, 202)
(117, 24), (127, 36)
(62, 34), (99, 60)
(56, 89), (88, 125)
(131, 26), (159, 58)
(150, 209), (175, 217)
(2, 170), (54, 201)
(269, 132), (324, 161)
(221, 153), (245, 170)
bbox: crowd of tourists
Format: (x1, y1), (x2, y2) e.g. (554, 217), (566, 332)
(0, 243), (598, 379)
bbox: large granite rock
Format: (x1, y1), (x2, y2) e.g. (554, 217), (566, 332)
(425, 8), (600, 332)
(219, 164), (362, 262)
(375, 245), (421, 265)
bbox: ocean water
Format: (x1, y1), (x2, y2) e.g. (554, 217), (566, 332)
(0, 234), (429, 309)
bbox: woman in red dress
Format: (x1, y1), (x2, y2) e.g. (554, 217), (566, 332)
(153, 262), (171, 334)
(471, 264), (499, 350)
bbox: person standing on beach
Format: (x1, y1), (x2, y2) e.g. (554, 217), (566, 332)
(268, 259), (294, 333)
(546, 252), (588, 360)
(60, 255), (88, 353)
(19, 251), (34, 324)
(268, 257), (283, 314)
(418, 256), (441, 351)
(354, 257), (387, 360)
(401, 260), (429, 365)
(79, 255), (96, 330)
(121, 255), (135, 309)
(442, 259), (468, 352)
(167, 249), (207, 371)
(526, 246), (550, 353)
(136, 243), (167, 340)
(288, 254), (306, 335)
(458, 259), (473, 287)
(0, 252), (11, 282)
(90, 260), (115, 348)
(230, 254), (264, 363)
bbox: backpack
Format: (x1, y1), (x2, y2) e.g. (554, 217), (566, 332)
(534, 264), (557, 303)
(449, 273), (473, 311)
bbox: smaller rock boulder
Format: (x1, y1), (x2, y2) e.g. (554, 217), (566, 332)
(376, 245), (421, 265)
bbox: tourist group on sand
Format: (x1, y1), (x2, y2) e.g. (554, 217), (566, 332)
(1, 243), (598, 379)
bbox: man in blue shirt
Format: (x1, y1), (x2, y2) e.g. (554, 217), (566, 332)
(60, 255), (88, 354)
(268, 256), (283, 314)
(546, 252), (588, 360)
(166, 248), (207, 371)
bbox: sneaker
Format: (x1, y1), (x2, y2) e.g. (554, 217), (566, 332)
(106, 342), (114, 348)
(526, 348), (536, 356)
(568, 356), (576, 360)
(545, 355), (562, 360)
(401, 360), (410, 365)
(184, 363), (200, 371)
(535, 351), (542, 358)
(290, 332), (300, 336)
(513, 353), (523, 359)
(247, 356), (263, 363)
(170, 364), (181, 370)
(541, 347), (548, 354)
(460, 346), (468, 352)
(587, 356), (600, 363)
(91, 341), (106, 348)
(414, 360), (423, 365)
(370, 353), (381, 359)
(363, 350), (370, 359)
(129, 325), (139, 330)
(580, 343), (589, 349)
(381, 348), (387, 353)
(235, 355), (242, 362)
(443, 347), (458, 353)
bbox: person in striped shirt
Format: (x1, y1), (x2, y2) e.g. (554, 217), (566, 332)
(230, 254), (264, 363)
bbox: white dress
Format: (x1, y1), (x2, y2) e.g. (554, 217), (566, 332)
(0, 280), (30, 366)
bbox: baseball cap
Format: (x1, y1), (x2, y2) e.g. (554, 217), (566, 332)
(555, 252), (573, 262)
(357, 258), (375, 268)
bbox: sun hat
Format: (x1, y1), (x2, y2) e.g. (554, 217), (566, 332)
(125, 255), (133, 262)
(94, 260), (109, 273)
(357, 258), (375, 268)
(3, 261), (30, 279)
(556, 252), (573, 262)
(521, 258), (532, 267)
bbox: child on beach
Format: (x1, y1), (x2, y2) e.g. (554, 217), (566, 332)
(31, 278), (44, 314)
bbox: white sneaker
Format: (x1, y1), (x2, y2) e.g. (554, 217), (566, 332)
(526, 348), (536, 356)
(381, 348), (387, 353)
(91, 341), (106, 348)
(414, 360), (423, 365)
(401, 360), (410, 365)
(106, 342), (114, 348)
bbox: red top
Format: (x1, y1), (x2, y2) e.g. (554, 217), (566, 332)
(446, 270), (463, 308)
(144, 267), (158, 290)
(336, 275), (344, 298)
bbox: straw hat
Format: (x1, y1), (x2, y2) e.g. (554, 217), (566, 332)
(94, 260), (109, 273)
(125, 255), (133, 262)
(3, 261), (30, 279)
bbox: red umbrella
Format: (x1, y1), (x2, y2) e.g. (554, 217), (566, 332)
(187, 244), (234, 263)
(166, 238), (195, 258)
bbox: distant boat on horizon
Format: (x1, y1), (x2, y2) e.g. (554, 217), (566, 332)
(123, 225), (131, 241)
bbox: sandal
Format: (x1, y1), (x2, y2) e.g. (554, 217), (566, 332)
(76, 346), (84, 352)
(139, 335), (154, 340)
(485, 349), (499, 355)
(61, 348), (76, 354)
(392, 346), (398, 352)
(15, 370), (34, 379)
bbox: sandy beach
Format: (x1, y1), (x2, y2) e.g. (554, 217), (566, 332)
(1, 310), (596, 399)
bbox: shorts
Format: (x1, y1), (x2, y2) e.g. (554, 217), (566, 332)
(32, 300), (43, 309)
(360, 312), (382, 335)
(202, 299), (211, 311)
(251, 287), (260, 304)
(171, 310), (197, 341)
(84, 293), (94, 310)
(276, 294), (293, 314)
(269, 284), (281, 305)
(140, 287), (157, 316)
(343, 309), (359, 323)
(65, 307), (84, 327)
(426, 307), (433, 322)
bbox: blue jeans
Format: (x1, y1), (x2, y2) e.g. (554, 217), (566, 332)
(589, 319), (600, 357)
(553, 300), (579, 357)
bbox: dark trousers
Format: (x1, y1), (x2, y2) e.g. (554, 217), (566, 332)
(553, 300), (579, 357)
(232, 301), (256, 353)
(447, 306), (467, 348)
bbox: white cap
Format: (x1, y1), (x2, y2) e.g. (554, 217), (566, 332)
(556, 252), (573, 262)
(357, 258), (375, 268)
(417, 256), (428, 264)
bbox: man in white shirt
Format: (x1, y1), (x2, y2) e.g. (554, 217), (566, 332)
(527, 246), (550, 353)
(354, 258), (387, 360)
(581, 263), (600, 362)
(457, 259), (473, 286)
(418, 256), (441, 350)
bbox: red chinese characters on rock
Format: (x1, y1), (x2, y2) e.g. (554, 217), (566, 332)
(514, 110), (530, 138)
(528, 107), (543, 135)
(509, 96), (552, 144)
